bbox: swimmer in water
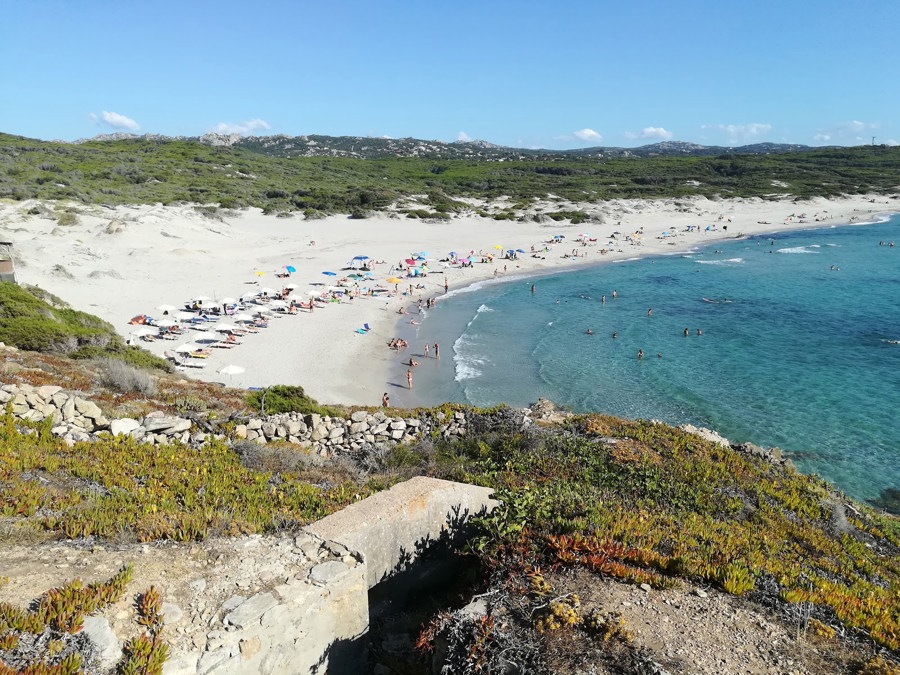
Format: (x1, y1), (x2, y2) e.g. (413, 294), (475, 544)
(585, 328), (593, 335)
(612, 331), (618, 339)
(637, 349), (644, 359)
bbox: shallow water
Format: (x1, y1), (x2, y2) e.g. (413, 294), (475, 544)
(404, 216), (900, 505)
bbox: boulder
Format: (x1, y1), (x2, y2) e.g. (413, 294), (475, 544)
(110, 418), (141, 436)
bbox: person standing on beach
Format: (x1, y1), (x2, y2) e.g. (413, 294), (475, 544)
(407, 369), (413, 389)
(434, 342), (440, 359)
(382, 393), (390, 407)
(444, 278), (448, 292)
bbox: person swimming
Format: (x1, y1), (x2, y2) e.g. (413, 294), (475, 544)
(585, 328), (593, 335)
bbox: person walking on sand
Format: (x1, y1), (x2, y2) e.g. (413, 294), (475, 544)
(407, 369), (413, 389)
(382, 393), (390, 407)
(434, 342), (440, 359)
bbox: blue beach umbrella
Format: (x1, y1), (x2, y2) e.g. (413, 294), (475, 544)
(284, 265), (297, 274)
(322, 271), (337, 276)
(352, 255), (369, 261)
(516, 248), (526, 253)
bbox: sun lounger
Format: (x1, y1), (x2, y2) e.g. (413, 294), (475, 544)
(363, 323), (371, 331)
(355, 328), (367, 334)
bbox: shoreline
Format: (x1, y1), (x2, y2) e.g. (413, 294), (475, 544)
(0, 194), (893, 408)
(388, 210), (898, 409)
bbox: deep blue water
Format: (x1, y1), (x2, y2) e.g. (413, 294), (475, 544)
(401, 216), (900, 505)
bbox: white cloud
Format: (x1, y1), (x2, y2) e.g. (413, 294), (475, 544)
(641, 126), (673, 140)
(457, 131), (473, 142)
(625, 126), (674, 141)
(700, 123), (771, 144)
(886, 139), (899, 146)
(93, 110), (140, 132)
(813, 120), (880, 144)
(846, 120), (878, 132)
(211, 118), (271, 135)
(573, 128), (602, 142)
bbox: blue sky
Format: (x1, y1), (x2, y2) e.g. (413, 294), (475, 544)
(3, 0), (898, 149)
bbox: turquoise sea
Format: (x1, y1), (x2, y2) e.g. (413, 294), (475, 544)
(398, 215), (900, 507)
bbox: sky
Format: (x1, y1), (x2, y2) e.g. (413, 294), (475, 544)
(3, 0), (899, 149)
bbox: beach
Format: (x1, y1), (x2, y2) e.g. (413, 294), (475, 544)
(0, 194), (892, 408)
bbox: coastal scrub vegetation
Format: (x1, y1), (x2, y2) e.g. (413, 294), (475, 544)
(413, 414), (900, 669)
(0, 282), (171, 372)
(2, 390), (899, 669)
(2, 133), (899, 216)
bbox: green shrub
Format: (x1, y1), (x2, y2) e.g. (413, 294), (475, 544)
(246, 385), (344, 417)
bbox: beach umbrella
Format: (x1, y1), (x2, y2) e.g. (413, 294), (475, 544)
(130, 327), (158, 338)
(308, 290), (323, 297)
(155, 319), (177, 328)
(468, 256), (478, 262)
(322, 271), (337, 276)
(218, 365), (245, 376)
(284, 265), (297, 274)
(176, 311), (196, 321)
(156, 304), (177, 313)
(448, 251), (458, 258)
(220, 297), (237, 305)
(386, 277), (403, 283)
(284, 283), (298, 289)
(417, 251), (429, 257)
(233, 314), (255, 323)
(258, 287), (276, 296)
(352, 255), (369, 261)
(494, 245), (503, 250)
(254, 270), (266, 277)
(240, 292), (258, 301)
(192, 295), (211, 302)
(269, 299), (288, 308)
(347, 273), (364, 280)
(214, 323), (239, 333)
(516, 248), (526, 253)
(175, 342), (200, 353)
(287, 293), (304, 302)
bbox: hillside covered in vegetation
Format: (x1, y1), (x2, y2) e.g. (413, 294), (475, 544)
(2, 133), (899, 218)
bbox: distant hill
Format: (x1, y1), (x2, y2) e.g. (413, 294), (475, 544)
(74, 132), (822, 161)
(2, 131), (897, 214)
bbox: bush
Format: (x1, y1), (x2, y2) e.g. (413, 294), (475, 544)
(246, 385), (343, 417)
(97, 358), (157, 396)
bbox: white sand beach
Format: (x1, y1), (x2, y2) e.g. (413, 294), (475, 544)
(0, 194), (892, 407)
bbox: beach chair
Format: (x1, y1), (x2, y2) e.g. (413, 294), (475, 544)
(363, 323), (371, 331)
(355, 328), (367, 334)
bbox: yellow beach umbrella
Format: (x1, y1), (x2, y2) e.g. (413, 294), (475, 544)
(254, 270), (266, 277)
(494, 244), (503, 250)
(386, 277), (403, 283)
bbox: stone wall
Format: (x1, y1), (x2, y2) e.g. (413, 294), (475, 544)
(0, 382), (529, 455)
